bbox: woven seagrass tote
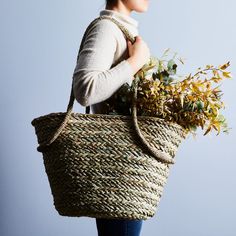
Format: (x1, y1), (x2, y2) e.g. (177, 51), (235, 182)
(31, 15), (188, 220)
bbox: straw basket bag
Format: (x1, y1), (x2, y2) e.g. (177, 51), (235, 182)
(31, 15), (187, 220)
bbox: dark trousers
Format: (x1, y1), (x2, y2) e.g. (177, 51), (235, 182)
(96, 218), (143, 236)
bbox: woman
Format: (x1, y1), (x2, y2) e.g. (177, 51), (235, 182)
(72, 0), (150, 235)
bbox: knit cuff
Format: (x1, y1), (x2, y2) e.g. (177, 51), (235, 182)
(118, 59), (134, 86)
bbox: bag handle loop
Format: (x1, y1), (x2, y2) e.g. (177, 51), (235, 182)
(36, 15), (175, 165)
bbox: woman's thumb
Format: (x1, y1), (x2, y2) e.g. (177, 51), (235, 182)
(127, 40), (131, 46)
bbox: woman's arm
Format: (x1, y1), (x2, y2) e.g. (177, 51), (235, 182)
(72, 19), (134, 107)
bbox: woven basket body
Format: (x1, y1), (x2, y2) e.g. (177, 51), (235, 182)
(31, 112), (186, 220)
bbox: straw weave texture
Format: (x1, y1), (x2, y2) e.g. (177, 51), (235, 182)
(31, 112), (186, 220)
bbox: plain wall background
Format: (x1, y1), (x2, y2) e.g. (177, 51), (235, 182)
(1, 0), (236, 235)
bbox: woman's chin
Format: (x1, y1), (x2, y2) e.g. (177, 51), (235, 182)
(136, 7), (149, 13)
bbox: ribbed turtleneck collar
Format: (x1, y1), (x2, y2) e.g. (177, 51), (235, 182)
(99, 9), (139, 28)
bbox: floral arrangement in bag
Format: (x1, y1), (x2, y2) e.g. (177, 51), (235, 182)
(104, 48), (232, 136)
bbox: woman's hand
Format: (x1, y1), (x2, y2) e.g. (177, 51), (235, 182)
(126, 35), (150, 75)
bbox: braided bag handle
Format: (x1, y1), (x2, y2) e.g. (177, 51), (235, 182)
(37, 15), (175, 164)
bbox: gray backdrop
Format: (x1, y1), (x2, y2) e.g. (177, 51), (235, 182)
(1, 0), (236, 235)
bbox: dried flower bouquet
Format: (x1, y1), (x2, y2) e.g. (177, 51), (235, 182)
(105, 49), (232, 136)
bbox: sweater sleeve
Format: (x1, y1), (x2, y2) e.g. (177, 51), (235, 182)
(72, 19), (134, 107)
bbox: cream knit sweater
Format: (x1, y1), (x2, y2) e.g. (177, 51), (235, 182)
(72, 9), (139, 114)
